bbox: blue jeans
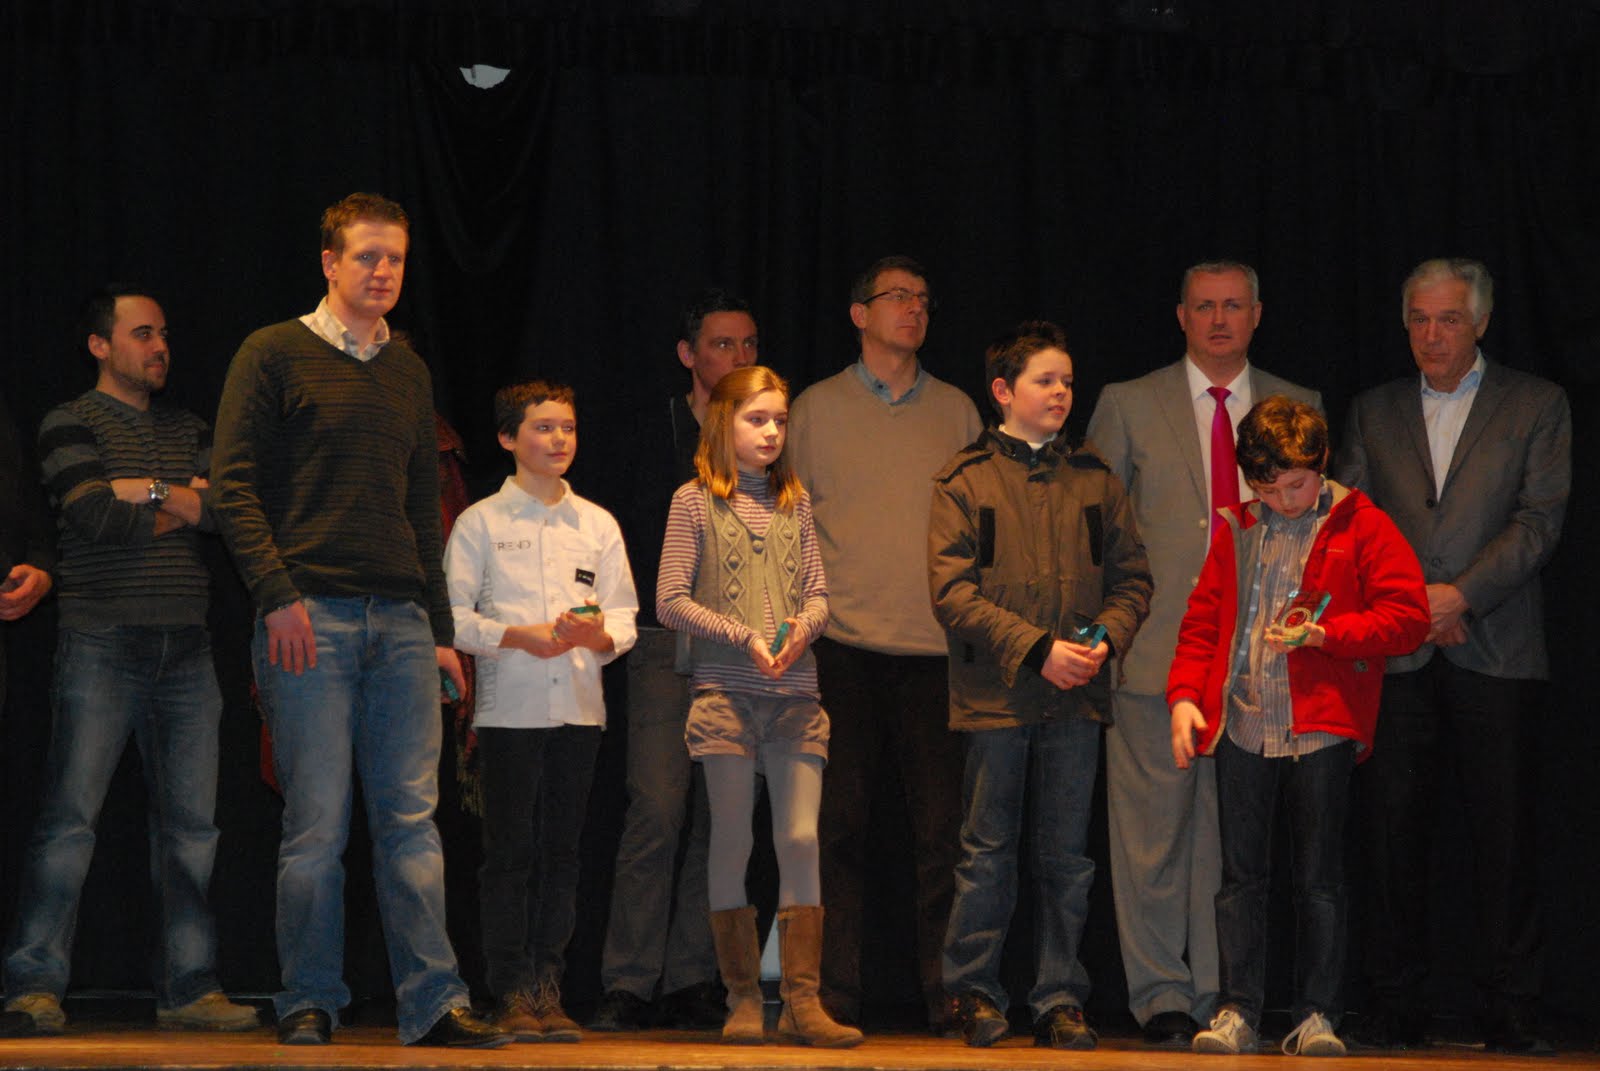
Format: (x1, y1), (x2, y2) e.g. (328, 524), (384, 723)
(253, 596), (467, 1043)
(599, 629), (716, 998)
(1214, 734), (1354, 1028)
(942, 716), (1100, 1018)
(3, 625), (223, 1009)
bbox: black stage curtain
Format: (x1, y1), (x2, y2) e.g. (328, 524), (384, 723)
(2, 0), (1596, 1030)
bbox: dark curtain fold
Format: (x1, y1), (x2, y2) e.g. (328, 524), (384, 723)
(2, 0), (1596, 1026)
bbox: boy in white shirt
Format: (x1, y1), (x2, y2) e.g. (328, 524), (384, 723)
(445, 380), (638, 1042)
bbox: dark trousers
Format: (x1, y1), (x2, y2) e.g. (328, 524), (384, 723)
(477, 724), (602, 998)
(1358, 654), (1541, 1009)
(814, 638), (964, 1022)
(1215, 734), (1354, 1028)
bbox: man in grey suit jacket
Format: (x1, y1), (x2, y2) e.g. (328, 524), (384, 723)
(1086, 261), (1321, 1048)
(1335, 258), (1570, 1055)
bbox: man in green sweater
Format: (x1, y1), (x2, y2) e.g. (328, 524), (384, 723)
(211, 193), (505, 1049)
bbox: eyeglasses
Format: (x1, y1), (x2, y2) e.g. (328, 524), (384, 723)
(860, 287), (936, 314)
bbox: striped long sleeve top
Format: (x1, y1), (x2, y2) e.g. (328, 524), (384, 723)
(37, 390), (213, 628)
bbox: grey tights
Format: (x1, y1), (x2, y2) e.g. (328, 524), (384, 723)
(702, 751), (823, 910)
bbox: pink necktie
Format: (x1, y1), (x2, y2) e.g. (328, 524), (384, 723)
(1208, 387), (1240, 530)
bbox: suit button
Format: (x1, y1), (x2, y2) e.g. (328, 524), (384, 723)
(1424, 497), (1437, 509)
(1197, 518), (1208, 529)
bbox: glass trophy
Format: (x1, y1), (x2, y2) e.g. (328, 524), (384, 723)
(1266, 588), (1331, 647)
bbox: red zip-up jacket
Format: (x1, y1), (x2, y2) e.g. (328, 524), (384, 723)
(1166, 480), (1429, 757)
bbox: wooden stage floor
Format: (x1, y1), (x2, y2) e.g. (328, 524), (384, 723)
(0, 1025), (1591, 1071)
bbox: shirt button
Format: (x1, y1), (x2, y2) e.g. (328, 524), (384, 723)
(1197, 518), (1208, 529)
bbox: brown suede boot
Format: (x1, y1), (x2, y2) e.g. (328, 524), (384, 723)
(776, 906), (864, 1048)
(709, 906), (766, 1044)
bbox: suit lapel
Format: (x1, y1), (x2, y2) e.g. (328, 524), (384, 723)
(1156, 362), (1207, 507)
(1441, 360), (1505, 496)
(1391, 379), (1436, 492)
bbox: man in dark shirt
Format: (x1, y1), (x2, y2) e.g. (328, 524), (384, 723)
(211, 193), (505, 1049)
(592, 289), (758, 1031)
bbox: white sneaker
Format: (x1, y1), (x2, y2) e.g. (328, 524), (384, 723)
(1193, 1007), (1257, 1054)
(1282, 1010), (1346, 1056)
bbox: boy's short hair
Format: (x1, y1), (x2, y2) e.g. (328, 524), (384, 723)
(983, 320), (1070, 417)
(320, 192), (410, 256)
(494, 379), (576, 438)
(1236, 395), (1328, 483)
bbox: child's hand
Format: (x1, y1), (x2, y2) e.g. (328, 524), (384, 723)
(769, 617), (807, 677)
(504, 623), (573, 659)
(1170, 700), (1207, 769)
(747, 634), (781, 678)
(1264, 621), (1325, 653)
(1040, 637), (1107, 690)
(555, 603), (611, 652)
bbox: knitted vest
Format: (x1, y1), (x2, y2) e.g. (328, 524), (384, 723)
(689, 485), (804, 669)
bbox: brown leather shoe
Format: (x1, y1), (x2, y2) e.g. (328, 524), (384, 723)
(493, 990), (543, 1042)
(532, 980), (582, 1042)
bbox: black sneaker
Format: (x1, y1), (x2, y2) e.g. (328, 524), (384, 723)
(959, 991), (1010, 1048)
(1142, 1009), (1198, 1048)
(589, 989), (652, 1032)
(1034, 1004), (1096, 1050)
(656, 981), (726, 1029)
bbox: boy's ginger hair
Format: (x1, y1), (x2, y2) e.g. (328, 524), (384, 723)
(1236, 395), (1329, 483)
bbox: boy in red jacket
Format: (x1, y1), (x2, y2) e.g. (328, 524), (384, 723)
(1168, 397), (1428, 1057)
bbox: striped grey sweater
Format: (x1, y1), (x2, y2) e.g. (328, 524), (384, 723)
(211, 320), (451, 644)
(37, 390), (213, 628)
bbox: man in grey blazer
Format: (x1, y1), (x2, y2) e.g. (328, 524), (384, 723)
(1086, 261), (1321, 1047)
(1335, 258), (1570, 1054)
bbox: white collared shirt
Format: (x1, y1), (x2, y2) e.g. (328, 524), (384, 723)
(1185, 357), (1254, 509)
(300, 298), (391, 362)
(445, 476), (638, 729)
(1420, 351), (1485, 498)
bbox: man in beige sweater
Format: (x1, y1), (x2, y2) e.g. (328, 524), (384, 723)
(787, 255), (982, 1034)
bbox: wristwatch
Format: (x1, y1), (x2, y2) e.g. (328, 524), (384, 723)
(147, 479), (171, 507)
